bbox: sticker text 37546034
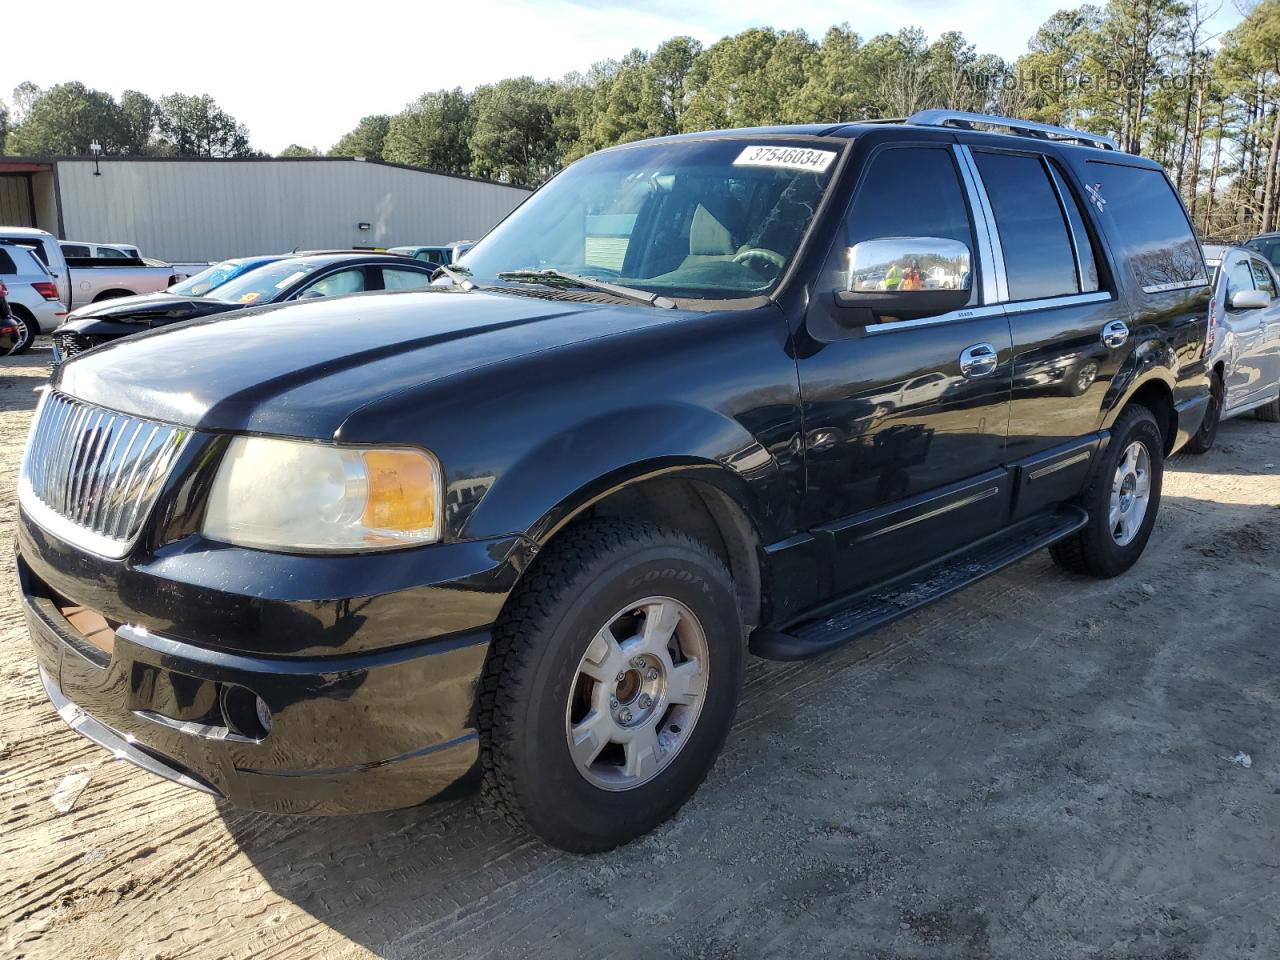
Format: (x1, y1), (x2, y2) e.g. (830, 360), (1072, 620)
(733, 145), (836, 173)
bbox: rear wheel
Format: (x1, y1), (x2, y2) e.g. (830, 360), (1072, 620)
(479, 519), (743, 852)
(1185, 371), (1223, 454)
(8, 306), (35, 354)
(1051, 404), (1164, 578)
(1257, 396), (1280, 423)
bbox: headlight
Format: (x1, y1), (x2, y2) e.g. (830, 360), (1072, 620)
(202, 436), (441, 552)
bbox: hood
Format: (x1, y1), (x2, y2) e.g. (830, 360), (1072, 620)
(55, 287), (689, 438)
(63, 292), (232, 329)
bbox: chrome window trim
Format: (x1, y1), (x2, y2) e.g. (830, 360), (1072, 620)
(1142, 278), (1210, 294)
(863, 290), (1113, 335)
(863, 304), (1006, 334)
(951, 144), (999, 306)
(1043, 161), (1094, 294)
(955, 145), (1009, 303)
(1005, 290), (1113, 316)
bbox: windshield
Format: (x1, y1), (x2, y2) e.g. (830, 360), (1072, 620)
(460, 138), (840, 301)
(210, 261), (321, 305)
(170, 259), (269, 298)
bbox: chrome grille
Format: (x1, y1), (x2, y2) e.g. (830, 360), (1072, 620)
(19, 391), (190, 557)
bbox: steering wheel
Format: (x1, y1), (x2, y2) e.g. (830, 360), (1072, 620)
(732, 247), (786, 273)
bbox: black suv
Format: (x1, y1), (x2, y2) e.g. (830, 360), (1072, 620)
(17, 110), (1211, 852)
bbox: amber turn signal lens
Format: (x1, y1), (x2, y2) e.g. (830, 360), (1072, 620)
(361, 450), (437, 533)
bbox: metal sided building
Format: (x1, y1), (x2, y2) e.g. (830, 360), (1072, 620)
(0, 156), (531, 262)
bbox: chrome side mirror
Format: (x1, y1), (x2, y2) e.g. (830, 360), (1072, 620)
(1230, 289), (1270, 310)
(836, 237), (973, 324)
(848, 237), (972, 294)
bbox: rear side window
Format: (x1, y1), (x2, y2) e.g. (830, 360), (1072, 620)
(62, 244), (90, 258)
(1085, 161), (1203, 291)
(0, 250), (16, 274)
(0, 238), (47, 265)
(973, 151), (1078, 301)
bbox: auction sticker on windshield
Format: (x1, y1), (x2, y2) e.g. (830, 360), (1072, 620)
(733, 145), (836, 172)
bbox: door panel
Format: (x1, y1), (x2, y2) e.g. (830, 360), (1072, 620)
(975, 148), (1128, 512)
(799, 313), (1014, 595)
(798, 142), (1013, 598)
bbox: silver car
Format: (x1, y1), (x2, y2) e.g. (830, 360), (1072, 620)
(1189, 244), (1280, 452)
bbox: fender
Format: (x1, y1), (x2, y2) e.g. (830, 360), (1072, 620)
(460, 402), (794, 549)
(1098, 327), (1177, 432)
(56, 316), (152, 338)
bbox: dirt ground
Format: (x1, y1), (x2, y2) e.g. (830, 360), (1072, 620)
(2, 340), (1279, 960)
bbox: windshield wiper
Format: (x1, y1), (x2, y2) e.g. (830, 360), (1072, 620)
(432, 263), (475, 290)
(496, 269), (676, 309)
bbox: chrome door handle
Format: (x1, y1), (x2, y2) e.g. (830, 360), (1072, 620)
(1102, 320), (1130, 348)
(959, 342), (998, 378)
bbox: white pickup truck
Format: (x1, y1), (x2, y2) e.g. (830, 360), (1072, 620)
(0, 227), (175, 310)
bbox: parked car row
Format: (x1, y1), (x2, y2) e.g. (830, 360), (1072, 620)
(0, 240), (67, 351)
(1187, 244), (1280, 451)
(50, 251), (439, 361)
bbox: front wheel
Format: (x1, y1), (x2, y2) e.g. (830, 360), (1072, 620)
(1051, 404), (1164, 578)
(8, 308), (35, 354)
(479, 519), (743, 852)
(1185, 371), (1223, 454)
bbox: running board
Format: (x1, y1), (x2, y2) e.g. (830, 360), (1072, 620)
(750, 507), (1088, 661)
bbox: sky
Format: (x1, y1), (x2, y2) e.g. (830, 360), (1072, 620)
(2, 0), (1246, 155)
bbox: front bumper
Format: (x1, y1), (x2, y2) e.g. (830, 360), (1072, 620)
(17, 519), (520, 815)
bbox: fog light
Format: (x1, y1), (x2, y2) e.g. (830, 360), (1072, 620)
(220, 684), (272, 740)
(255, 695), (273, 735)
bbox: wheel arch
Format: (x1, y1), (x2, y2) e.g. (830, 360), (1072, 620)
(466, 402), (787, 634)
(1104, 370), (1177, 455)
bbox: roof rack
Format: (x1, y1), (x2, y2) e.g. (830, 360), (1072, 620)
(905, 110), (1119, 151)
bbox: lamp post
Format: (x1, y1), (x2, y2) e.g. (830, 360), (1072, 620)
(90, 140), (102, 176)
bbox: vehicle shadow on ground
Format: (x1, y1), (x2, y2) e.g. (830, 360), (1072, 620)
(220, 488), (1280, 959)
(0, 343), (51, 414)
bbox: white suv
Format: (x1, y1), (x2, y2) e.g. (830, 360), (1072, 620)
(0, 241), (68, 353)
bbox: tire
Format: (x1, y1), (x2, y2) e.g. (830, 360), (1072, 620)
(1185, 371), (1223, 454)
(8, 306), (36, 354)
(479, 518), (743, 852)
(1257, 396), (1280, 423)
(1050, 404), (1164, 578)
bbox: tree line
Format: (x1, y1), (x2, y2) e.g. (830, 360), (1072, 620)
(5, 0), (1280, 241)
(0, 83), (252, 158)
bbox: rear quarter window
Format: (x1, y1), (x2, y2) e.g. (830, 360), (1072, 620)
(0, 250), (16, 274)
(1085, 161), (1204, 292)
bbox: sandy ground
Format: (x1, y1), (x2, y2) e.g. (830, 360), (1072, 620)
(2, 340), (1279, 960)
